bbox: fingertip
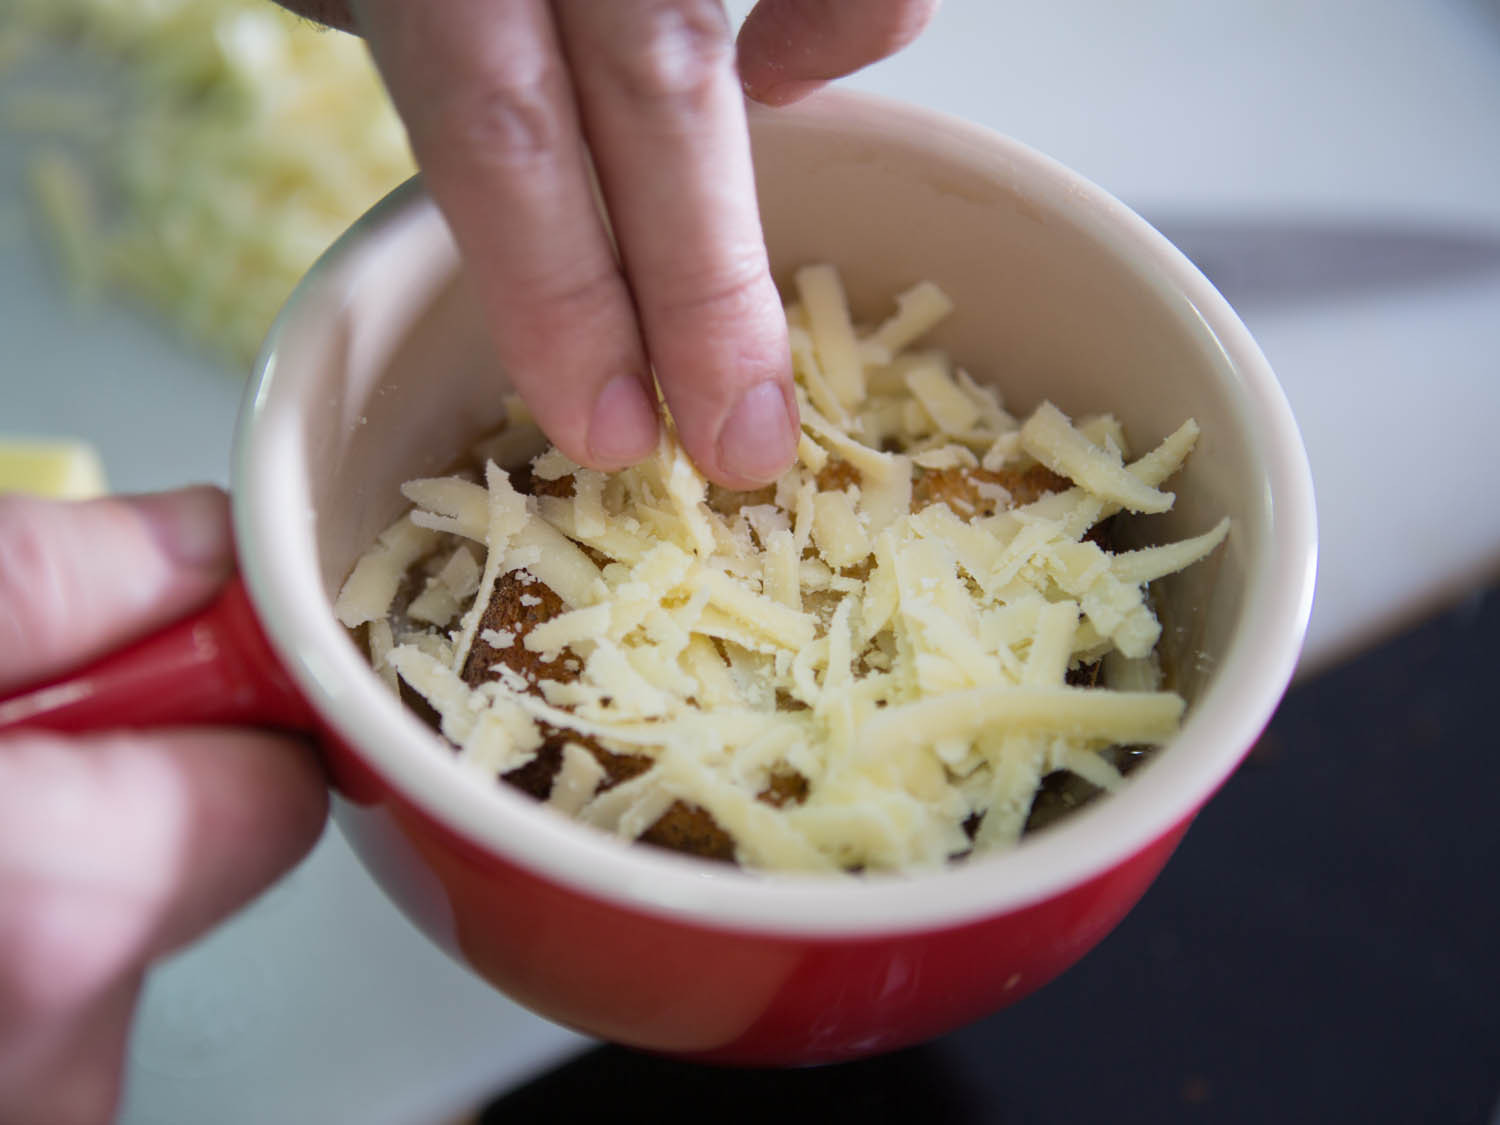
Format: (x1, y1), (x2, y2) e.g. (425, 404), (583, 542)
(743, 77), (825, 107)
(252, 731), (331, 847)
(126, 485), (233, 576)
(646, 271), (796, 490)
(587, 373), (662, 470)
(737, 0), (938, 97)
(712, 379), (799, 488)
(145, 728), (329, 951)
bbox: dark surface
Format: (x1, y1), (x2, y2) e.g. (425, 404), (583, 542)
(483, 587), (1500, 1124)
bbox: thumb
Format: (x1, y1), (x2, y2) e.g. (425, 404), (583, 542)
(0, 487), (233, 694)
(736, 0), (940, 107)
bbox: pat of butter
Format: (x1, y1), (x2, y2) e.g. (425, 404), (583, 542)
(0, 438), (108, 500)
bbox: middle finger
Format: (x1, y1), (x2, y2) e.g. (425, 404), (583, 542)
(554, 0), (799, 489)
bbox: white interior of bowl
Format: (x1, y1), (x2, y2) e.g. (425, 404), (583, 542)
(236, 90), (1315, 936)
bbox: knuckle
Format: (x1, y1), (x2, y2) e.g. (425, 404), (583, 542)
(1, 893), (113, 1020)
(0, 498), (71, 671)
(0, 739), (161, 1022)
(528, 262), (623, 314)
(419, 62), (563, 170)
(606, 0), (733, 111)
(509, 263), (631, 346)
(651, 249), (771, 324)
(0, 855), (147, 1024)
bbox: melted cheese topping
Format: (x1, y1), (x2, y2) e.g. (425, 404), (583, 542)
(340, 266), (1228, 873)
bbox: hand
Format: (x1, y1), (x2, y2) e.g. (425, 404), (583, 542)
(280, 0), (937, 489)
(0, 488), (327, 1124)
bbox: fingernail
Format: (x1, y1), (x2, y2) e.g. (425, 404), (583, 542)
(748, 79), (825, 107)
(130, 486), (233, 571)
(588, 374), (660, 468)
(718, 382), (797, 485)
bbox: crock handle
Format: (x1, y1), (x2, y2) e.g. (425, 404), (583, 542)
(0, 574), (313, 736)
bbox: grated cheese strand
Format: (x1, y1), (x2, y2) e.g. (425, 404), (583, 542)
(795, 263), (866, 411)
(1111, 518), (1231, 585)
(1021, 402), (1175, 514)
(865, 279), (956, 360)
(860, 687), (1185, 762)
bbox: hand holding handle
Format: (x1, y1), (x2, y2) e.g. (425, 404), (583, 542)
(0, 575), (311, 736)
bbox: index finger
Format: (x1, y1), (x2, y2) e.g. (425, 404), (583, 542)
(353, 0), (664, 474)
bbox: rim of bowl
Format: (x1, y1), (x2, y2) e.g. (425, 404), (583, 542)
(236, 89), (1317, 939)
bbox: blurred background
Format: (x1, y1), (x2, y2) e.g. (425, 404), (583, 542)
(2, 1), (1497, 1121)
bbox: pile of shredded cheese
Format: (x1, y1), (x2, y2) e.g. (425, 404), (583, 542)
(335, 265), (1229, 874)
(7, 0), (414, 363)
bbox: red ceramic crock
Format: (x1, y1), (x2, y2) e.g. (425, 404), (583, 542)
(0, 91), (1316, 1065)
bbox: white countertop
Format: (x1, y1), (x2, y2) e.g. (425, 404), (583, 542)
(3, 1), (1498, 1121)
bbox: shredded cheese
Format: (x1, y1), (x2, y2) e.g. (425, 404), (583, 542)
(795, 263), (866, 411)
(338, 265), (1229, 873)
(12, 0), (415, 364)
(1021, 402), (1174, 514)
